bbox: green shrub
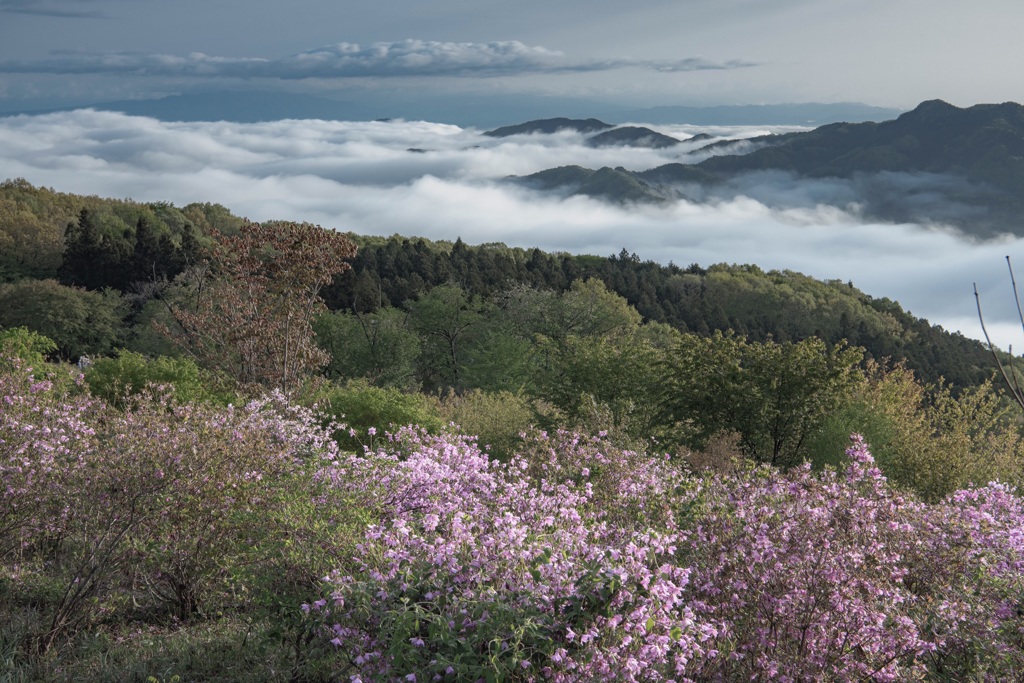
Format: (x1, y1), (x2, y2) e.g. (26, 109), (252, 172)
(0, 279), (125, 359)
(0, 327), (57, 366)
(84, 351), (234, 407)
(307, 379), (445, 452)
(428, 389), (535, 461)
(805, 362), (1024, 500)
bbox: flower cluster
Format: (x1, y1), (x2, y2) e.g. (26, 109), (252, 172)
(312, 428), (713, 682)
(1, 357), (342, 643)
(311, 431), (1024, 682)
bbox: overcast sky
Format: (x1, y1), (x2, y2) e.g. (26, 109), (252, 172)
(1, 0), (1022, 113)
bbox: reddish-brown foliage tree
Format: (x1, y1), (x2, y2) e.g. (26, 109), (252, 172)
(166, 221), (356, 393)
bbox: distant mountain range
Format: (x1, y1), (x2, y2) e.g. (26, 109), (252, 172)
(0, 90), (901, 128)
(502, 101), (1024, 238)
(486, 118), (685, 149)
(623, 102), (903, 126)
(485, 118), (614, 137)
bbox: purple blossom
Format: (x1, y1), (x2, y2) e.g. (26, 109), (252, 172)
(303, 429), (1024, 681)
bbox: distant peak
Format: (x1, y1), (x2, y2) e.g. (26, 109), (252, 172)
(894, 99), (961, 124)
(484, 117), (614, 137)
(912, 99), (958, 112)
(916, 99), (956, 108)
(897, 99), (1024, 127)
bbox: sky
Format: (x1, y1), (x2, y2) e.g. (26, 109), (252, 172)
(1, 0), (1023, 114)
(2, 0), (1024, 349)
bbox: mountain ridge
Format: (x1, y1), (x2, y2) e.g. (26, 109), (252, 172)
(509, 100), (1024, 238)
(0, 95), (901, 128)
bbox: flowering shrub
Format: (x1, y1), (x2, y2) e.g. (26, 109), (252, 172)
(1, 356), (343, 650)
(311, 428), (713, 682)
(911, 483), (1024, 679)
(679, 435), (933, 681)
(1, 356), (100, 558)
(121, 390), (342, 619)
(2, 357), (174, 651)
(678, 436), (1024, 682)
(7, 353), (1024, 679)
(311, 431), (1024, 682)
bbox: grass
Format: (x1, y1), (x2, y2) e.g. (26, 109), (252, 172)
(0, 561), (338, 683)
(0, 614), (338, 683)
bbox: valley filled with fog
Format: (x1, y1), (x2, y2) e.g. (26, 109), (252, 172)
(2, 108), (1021, 349)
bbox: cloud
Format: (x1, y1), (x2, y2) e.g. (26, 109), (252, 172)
(0, 0), (104, 18)
(664, 169), (994, 232)
(0, 40), (756, 79)
(0, 108), (1019, 350)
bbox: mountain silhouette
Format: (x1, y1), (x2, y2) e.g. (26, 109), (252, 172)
(511, 100), (1024, 238)
(484, 118), (614, 137)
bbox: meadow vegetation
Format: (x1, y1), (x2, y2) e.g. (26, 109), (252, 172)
(4, 350), (1024, 681)
(4, 180), (1024, 680)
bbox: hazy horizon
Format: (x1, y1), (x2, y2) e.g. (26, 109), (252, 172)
(2, 0), (1022, 120)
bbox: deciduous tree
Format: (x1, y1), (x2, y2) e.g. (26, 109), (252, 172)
(0, 279), (125, 359)
(314, 307), (420, 389)
(164, 221), (356, 393)
(659, 332), (863, 465)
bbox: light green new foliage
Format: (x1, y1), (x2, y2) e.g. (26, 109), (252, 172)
(84, 350), (234, 407)
(871, 370), (1023, 502)
(537, 332), (667, 445)
(0, 327), (57, 367)
(803, 361), (1024, 501)
(429, 389), (535, 461)
(308, 378), (445, 452)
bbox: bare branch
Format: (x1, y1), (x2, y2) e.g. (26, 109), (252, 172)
(975, 280), (1024, 410)
(1004, 256), (1024, 400)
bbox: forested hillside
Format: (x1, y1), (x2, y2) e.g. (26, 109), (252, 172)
(0, 178), (1002, 390)
(8, 177), (1024, 681)
(3, 175), (1021, 481)
(329, 234), (996, 389)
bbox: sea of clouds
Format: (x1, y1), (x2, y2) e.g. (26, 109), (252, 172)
(2, 108), (1023, 350)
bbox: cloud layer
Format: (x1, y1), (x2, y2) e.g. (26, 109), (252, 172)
(1, 108), (1020, 349)
(0, 40), (755, 80)
(0, 0), (104, 18)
